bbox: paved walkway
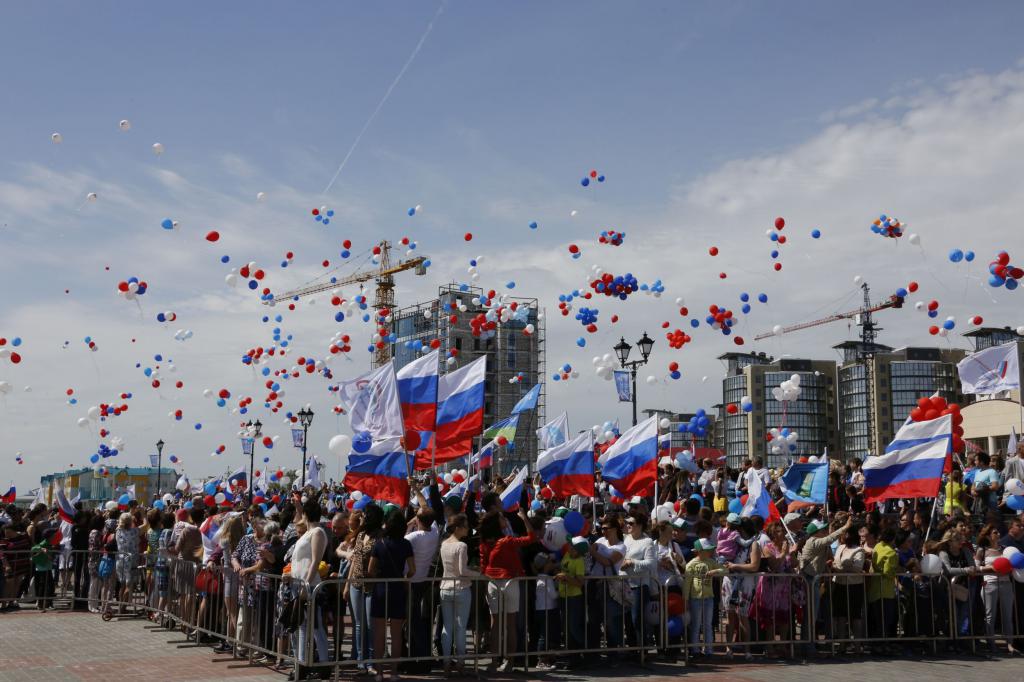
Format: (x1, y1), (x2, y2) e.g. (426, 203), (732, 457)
(0, 610), (1019, 681)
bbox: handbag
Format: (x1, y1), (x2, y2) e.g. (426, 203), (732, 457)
(98, 554), (115, 579)
(195, 567), (222, 595)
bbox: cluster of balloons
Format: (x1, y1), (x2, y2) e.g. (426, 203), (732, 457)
(14, 452), (24, 465)
(575, 307), (599, 332)
(116, 276), (148, 300)
(327, 332), (353, 356)
(580, 169), (605, 186)
(155, 311), (177, 323)
(83, 335), (99, 352)
(665, 329), (692, 350)
(928, 315), (957, 336)
(640, 279), (665, 297)
(598, 229), (625, 246)
(666, 360), (681, 380)
(771, 373), (803, 402)
(589, 272), (639, 299)
(592, 353), (617, 381)
(909, 395), (964, 452)
(508, 371), (527, 384)
(988, 251), (1023, 290)
(407, 204), (422, 216)
(948, 249), (976, 263)
(173, 329), (194, 341)
(869, 214), (905, 239)
(0, 336), (23, 364)
(591, 420), (620, 445)
(768, 427), (800, 455)
(311, 206), (335, 224)
(678, 410), (710, 438)
(737, 292), (769, 317)
(88, 439), (122, 464)
(551, 363), (578, 382)
(567, 244), (582, 259)
(913, 298), (942, 320)
(705, 304), (737, 336)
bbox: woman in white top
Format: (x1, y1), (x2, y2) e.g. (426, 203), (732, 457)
(975, 523), (1018, 654)
(589, 515), (627, 652)
(290, 500), (329, 676)
(438, 514), (478, 676)
(620, 511), (657, 652)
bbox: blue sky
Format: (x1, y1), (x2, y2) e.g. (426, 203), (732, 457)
(3, 2), (1024, 490)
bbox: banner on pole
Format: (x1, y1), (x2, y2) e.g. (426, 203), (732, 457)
(613, 370), (632, 402)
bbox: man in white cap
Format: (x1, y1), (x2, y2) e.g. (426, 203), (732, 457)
(798, 514), (851, 655)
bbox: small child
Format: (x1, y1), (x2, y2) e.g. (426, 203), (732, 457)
(556, 539), (587, 668)
(30, 528), (57, 610)
(533, 552), (560, 671)
(684, 538), (726, 657)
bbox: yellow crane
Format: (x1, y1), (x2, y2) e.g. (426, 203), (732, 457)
(268, 240), (428, 367)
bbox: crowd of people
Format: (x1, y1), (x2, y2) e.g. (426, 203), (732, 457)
(1, 443), (1023, 680)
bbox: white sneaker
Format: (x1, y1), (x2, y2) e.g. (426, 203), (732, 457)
(496, 660), (512, 673)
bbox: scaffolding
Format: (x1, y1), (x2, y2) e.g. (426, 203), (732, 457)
(390, 284), (545, 473)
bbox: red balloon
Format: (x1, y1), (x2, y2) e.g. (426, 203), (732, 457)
(205, 230), (220, 242)
(726, 404), (738, 414)
(929, 396), (947, 410)
(203, 495), (216, 507)
(708, 246), (719, 256)
(667, 592), (684, 616)
(464, 232), (473, 241)
(992, 557), (1012, 575)
(773, 263), (782, 271)
(775, 217), (785, 230)
(908, 281), (919, 292)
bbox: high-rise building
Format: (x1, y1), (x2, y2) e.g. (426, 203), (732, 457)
(835, 343), (967, 460)
(391, 284), (544, 473)
(960, 326), (1024, 454)
(718, 352), (839, 468)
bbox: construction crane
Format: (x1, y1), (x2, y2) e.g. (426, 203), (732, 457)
(754, 283), (904, 457)
(268, 240), (428, 367)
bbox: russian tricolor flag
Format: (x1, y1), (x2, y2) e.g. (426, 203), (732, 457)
(597, 416), (658, 497)
(343, 436), (411, 506)
(55, 483), (76, 524)
(227, 465), (248, 491)
(470, 439), (496, 470)
(1, 485), (15, 504)
(863, 414), (951, 503)
(426, 356), (486, 469)
(499, 467), (528, 511)
(397, 350), (438, 452)
(538, 431), (595, 498)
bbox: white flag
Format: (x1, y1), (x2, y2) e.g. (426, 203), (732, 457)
(307, 455), (323, 489)
(957, 342), (1020, 394)
(536, 412), (569, 450)
(336, 363), (405, 440)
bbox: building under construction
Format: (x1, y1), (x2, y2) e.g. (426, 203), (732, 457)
(391, 284), (545, 473)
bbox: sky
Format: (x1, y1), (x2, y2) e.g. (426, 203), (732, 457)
(3, 1), (1024, 491)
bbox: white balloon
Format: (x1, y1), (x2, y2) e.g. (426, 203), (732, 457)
(87, 406), (101, 420)
(214, 492), (226, 504)
(1017, 326), (1024, 336)
(542, 517), (567, 552)
(105, 500), (118, 511)
(86, 192), (97, 202)
(328, 434), (352, 456)
(908, 233), (920, 245)
(77, 417), (89, 428)
(0, 381), (10, 395)
(659, 418), (671, 430)
(772, 325), (783, 335)
(119, 119), (131, 131)
(646, 375), (657, 385)
(919, 554), (942, 576)
(225, 273), (239, 287)
(853, 275), (863, 285)
(152, 142), (164, 155)
(51, 132), (62, 144)
(1005, 478), (1024, 496)
(256, 191), (266, 202)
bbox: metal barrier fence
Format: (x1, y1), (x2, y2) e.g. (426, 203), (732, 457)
(3, 548), (1022, 676)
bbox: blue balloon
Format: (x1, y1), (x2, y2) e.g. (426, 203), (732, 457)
(943, 320), (955, 330)
(161, 218), (174, 230)
(949, 249), (964, 263)
(667, 615), (684, 638)
(965, 251), (975, 262)
(352, 432), (373, 454)
(204, 482), (217, 496)
(739, 292), (750, 302)
(1006, 495), (1024, 511)
(576, 337), (586, 347)
(563, 510), (584, 536)
(1007, 278), (1019, 291)
(728, 498), (743, 514)
(758, 293), (768, 303)
(153, 499), (166, 510)
(1011, 550), (1024, 568)
(118, 493), (131, 506)
(354, 496), (373, 511)
(11, 337), (21, 347)
(690, 493), (704, 507)
(581, 177), (590, 187)
(811, 229), (821, 239)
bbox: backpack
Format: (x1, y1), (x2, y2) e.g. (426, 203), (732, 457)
(98, 554), (115, 579)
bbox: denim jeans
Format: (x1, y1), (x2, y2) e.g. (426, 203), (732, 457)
(291, 585), (328, 666)
(349, 584), (373, 668)
(629, 585), (653, 649)
(604, 595), (625, 649)
(440, 587), (472, 661)
(561, 595), (585, 654)
(689, 597), (714, 655)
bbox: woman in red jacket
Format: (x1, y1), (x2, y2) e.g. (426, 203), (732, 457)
(478, 495), (534, 673)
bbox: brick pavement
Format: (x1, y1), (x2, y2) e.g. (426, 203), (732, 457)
(0, 610), (1019, 681)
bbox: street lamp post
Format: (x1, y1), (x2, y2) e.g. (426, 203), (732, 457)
(242, 420), (262, 503)
(296, 407), (315, 489)
(155, 439), (165, 498)
(613, 332), (655, 426)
